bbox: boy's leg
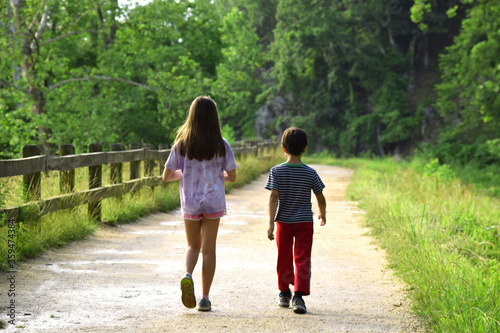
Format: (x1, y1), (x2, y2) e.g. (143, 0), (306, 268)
(276, 222), (295, 292)
(200, 217), (220, 297)
(293, 222), (313, 296)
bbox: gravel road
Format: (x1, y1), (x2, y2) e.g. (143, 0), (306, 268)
(1, 165), (424, 332)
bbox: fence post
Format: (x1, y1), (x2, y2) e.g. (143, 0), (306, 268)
(22, 145), (42, 201)
(110, 143), (125, 184)
(158, 143), (169, 176)
(88, 143), (102, 222)
(143, 144), (155, 177)
(234, 141), (242, 160)
(60, 144), (75, 194)
(129, 142), (141, 180)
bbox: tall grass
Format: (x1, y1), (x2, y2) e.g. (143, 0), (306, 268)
(307, 156), (500, 332)
(0, 149), (282, 271)
(0, 206), (97, 271)
(101, 183), (180, 226)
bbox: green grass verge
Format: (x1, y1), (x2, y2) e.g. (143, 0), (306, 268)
(0, 207), (97, 271)
(0, 150), (282, 271)
(305, 155), (500, 332)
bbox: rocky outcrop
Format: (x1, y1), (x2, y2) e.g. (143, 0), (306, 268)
(254, 96), (288, 138)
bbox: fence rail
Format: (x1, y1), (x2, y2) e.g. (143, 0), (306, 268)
(0, 140), (277, 223)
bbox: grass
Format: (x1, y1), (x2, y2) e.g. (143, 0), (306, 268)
(0, 160), (155, 208)
(306, 155), (500, 332)
(0, 148), (282, 271)
(226, 151), (283, 192)
(429, 160), (500, 198)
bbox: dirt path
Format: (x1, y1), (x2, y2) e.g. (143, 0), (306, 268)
(1, 165), (423, 332)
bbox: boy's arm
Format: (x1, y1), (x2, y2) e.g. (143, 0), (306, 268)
(315, 192), (327, 226)
(267, 189), (279, 240)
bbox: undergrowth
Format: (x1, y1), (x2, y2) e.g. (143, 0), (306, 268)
(307, 155), (500, 332)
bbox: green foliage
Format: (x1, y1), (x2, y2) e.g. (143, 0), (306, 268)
(371, 70), (417, 148)
(0, 182), (6, 212)
(222, 124), (236, 145)
(101, 184), (180, 226)
(0, 208), (97, 271)
(0, 0), (498, 169)
(422, 158), (455, 181)
(317, 156), (500, 332)
(453, 162), (500, 197)
(212, 7), (264, 138)
(0, 0), (224, 156)
(266, 0), (419, 155)
(486, 139), (500, 158)
(436, 0), (500, 165)
(224, 148), (283, 193)
(428, 130), (497, 166)
(410, 0), (432, 31)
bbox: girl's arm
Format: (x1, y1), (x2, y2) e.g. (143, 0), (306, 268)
(224, 169), (236, 182)
(162, 168), (182, 182)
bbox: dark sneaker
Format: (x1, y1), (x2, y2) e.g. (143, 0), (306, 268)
(279, 294), (291, 307)
(292, 297), (307, 314)
(198, 298), (212, 312)
(278, 290), (292, 307)
(180, 275), (196, 309)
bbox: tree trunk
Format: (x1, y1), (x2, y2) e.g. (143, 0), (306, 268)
(96, 5), (110, 50)
(31, 87), (54, 155)
(109, 0), (118, 44)
(11, 0), (55, 155)
(376, 123), (385, 157)
(97, 0), (119, 50)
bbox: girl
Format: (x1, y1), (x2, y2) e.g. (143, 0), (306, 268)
(162, 96), (237, 311)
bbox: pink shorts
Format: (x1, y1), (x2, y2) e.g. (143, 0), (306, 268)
(183, 211), (225, 221)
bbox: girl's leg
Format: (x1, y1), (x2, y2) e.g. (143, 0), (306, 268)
(183, 219), (202, 274)
(200, 217), (220, 296)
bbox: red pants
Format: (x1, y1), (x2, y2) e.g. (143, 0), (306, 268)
(276, 222), (313, 296)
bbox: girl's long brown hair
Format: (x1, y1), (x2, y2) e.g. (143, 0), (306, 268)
(172, 96), (226, 161)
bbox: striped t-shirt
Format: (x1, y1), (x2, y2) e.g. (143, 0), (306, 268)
(265, 163), (325, 223)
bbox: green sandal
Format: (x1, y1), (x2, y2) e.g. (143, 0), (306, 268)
(180, 275), (196, 309)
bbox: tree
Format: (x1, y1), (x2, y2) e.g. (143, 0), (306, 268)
(435, 0), (500, 164)
(0, 0), (149, 155)
(0, 0), (222, 156)
(266, 0), (416, 155)
(212, 7), (264, 138)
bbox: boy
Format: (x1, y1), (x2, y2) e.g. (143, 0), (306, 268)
(265, 127), (326, 314)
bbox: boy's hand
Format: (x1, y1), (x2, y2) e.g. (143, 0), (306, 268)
(318, 214), (326, 226)
(267, 190), (279, 241)
(267, 222), (275, 240)
(315, 192), (327, 227)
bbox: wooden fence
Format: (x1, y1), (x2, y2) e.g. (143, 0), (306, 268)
(0, 140), (277, 223)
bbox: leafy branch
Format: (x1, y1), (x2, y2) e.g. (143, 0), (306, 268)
(40, 30), (102, 46)
(48, 75), (157, 92)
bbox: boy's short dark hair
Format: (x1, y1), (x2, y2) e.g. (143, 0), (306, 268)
(282, 127), (308, 156)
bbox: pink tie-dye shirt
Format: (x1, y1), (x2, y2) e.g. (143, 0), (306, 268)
(165, 138), (237, 216)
